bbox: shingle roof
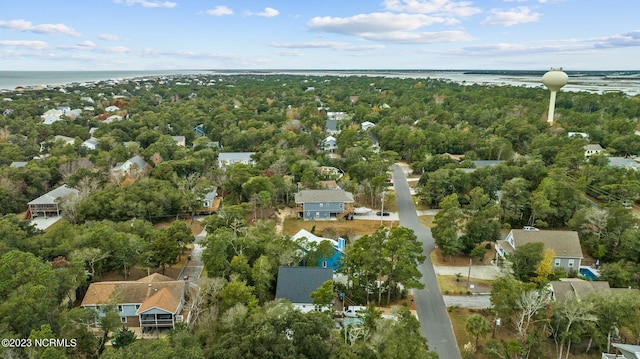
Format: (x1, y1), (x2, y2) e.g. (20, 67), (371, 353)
(81, 274), (185, 314)
(294, 189), (354, 204)
(28, 184), (79, 205)
(127, 155), (147, 168)
(275, 266), (333, 304)
(503, 229), (583, 258)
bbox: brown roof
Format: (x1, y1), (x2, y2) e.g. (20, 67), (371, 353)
(81, 274), (185, 314)
(551, 278), (610, 302)
(505, 229), (583, 258)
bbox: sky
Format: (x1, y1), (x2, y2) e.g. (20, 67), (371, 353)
(1, 0), (639, 71)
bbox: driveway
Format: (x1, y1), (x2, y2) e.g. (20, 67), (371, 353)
(392, 164), (461, 359)
(178, 228), (205, 282)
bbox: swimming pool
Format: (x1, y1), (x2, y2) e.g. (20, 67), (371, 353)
(579, 267), (599, 281)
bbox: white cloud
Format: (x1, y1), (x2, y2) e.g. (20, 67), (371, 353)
(258, 7), (279, 17)
(270, 41), (386, 52)
(307, 12), (472, 44)
(99, 33), (120, 41)
(592, 30), (640, 49)
(278, 50), (304, 57)
(207, 6), (234, 16)
(270, 41), (350, 49)
(383, 0), (481, 17)
(308, 12), (449, 34)
(0, 19), (81, 37)
(113, 0), (176, 8)
(78, 40), (96, 48)
(481, 7), (540, 26)
(0, 40), (49, 50)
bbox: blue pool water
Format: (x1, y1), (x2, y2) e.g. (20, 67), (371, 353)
(580, 267), (598, 280)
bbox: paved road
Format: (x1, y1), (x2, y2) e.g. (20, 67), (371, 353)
(178, 229), (205, 282)
(392, 164), (461, 359)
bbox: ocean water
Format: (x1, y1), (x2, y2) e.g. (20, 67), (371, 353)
(0, 70), (211, 91)
(1, 69), (640, 96)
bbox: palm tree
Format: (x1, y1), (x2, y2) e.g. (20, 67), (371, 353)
(465, 314), (491, 348)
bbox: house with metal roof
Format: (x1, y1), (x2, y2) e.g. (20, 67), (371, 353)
(602, 343), (640, 359)
(217, 152), (256, 169)
(28, 184), (79, 218)
(496, 229), (583, 274)
(81, 273), (188, 331)
(294, 189), (354, 220)
(112, 155), (149, 177)
(275, 266), (333, 313)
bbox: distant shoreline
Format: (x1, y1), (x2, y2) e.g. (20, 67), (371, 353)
(1, 69), (639, 96)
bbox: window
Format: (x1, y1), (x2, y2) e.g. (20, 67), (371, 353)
(135, 305), (140, 310)
(96, 306), (101, 311)
(319, 203), (324, 208)
(568, 259), (575, 267)
(322, 261), (328, 268)
(554, 259), (561, 267)
(118, 305), (123, 312)
(120, 317), (127, 324)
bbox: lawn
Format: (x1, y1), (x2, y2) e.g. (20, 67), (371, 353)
(282, 217), (395, 237)
(437, 275), (493, 295)
(418, 214), (436, 228)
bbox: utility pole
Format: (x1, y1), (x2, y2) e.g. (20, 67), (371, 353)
(466, 258), (472, 290)
(380, 190), (386, 226)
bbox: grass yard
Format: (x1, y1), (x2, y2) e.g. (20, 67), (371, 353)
(437, 275), (493, 295)
(282, 217), (396, 237)
(418, 214), (436, 228)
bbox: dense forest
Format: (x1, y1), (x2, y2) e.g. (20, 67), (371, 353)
(0, 73), (639, 358)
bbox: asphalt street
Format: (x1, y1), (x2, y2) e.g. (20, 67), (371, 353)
(391, 163), (462, 359)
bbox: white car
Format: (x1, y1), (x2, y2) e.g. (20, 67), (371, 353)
(523, 226), (540, 231)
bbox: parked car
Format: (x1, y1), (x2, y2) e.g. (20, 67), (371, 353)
(522, 226), (540, 231)
(376, 211), (390, 216)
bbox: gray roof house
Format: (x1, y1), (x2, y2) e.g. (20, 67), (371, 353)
(608, 157), (640, 171)
(9, 161), (28, 168)
(602, 343), (640, 359)
(217, 152), (256, 169)
(496, 229), (583, 274)
(112, 155), (149, 177)
(295, 189), (354, 220)
(275, 266), (333, 313)
(584, 144), (605, 158)
(28, 184), (79, 217)
(82, 138), (99, 150)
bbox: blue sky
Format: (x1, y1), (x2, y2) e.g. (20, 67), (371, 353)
(1, 0), (639, 71)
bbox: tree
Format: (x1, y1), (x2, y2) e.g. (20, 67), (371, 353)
(311, 280), (335, 313)
(509, 242), (544, 282)
(383, 226), (426, 304)
(432, 194), (463, 260)
(465, 314), (491, 348)
(112, 326), (137, 349)
(251, 255), (274, 303)
(550, 294), (597, 359)
(470, 245), (487, 263)
(532, 248), (555, 285)
(148, 230), (180, 275)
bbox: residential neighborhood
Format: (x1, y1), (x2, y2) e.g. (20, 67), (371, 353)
(1, 72), (639, 359)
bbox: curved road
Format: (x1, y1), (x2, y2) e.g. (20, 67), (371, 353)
(391, 164), (461, 359)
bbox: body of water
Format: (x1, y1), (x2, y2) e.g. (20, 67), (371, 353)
(1, 69), (640, 96)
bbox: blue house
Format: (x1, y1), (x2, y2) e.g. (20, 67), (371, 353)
(291, 229), (345, 270)
(294, 189), (354, 220)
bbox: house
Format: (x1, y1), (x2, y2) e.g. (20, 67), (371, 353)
(602, 343), (640, 359)
(103, 115), (123, 124)
(584, 144), (605, 158)
(9, 161), (27, 168)
(112, 155), (149, 177)
(361, 121), (376, 131)
(28, 184), (79, 218)
(104, 105), (120, 112)
(495, 229), (583, 274)
(193, 124), (207, 137)
(316, 166), (342, 180)
(568, 131), (589, 139)
(171, 136), (186, 147)
(548, 278), (611, 303)
(41, 108), (68, 125)
(461, 160), (505, 173)
(608, 157), (640, 171)
(275, 266), (333, 313)
(321, 136), (337, 153)
(81, 273), (188, 331)
(290, 229), (345, 270)
(40, 135), (75, 152)
(294, 189), (354, 220)
(82, 138), (99, 150)
(199, 187), (221, 214)
(217, 152), (256, 169)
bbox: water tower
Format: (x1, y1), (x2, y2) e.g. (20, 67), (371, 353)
(542, 68), (568, 124)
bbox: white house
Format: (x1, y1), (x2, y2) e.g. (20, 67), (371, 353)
(321, 136), (337, 153)
(584, 144), (605, 158)
(82, 138), (99, 150)
(217, 152), (256, 169)
(361, 121), (376, 131)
